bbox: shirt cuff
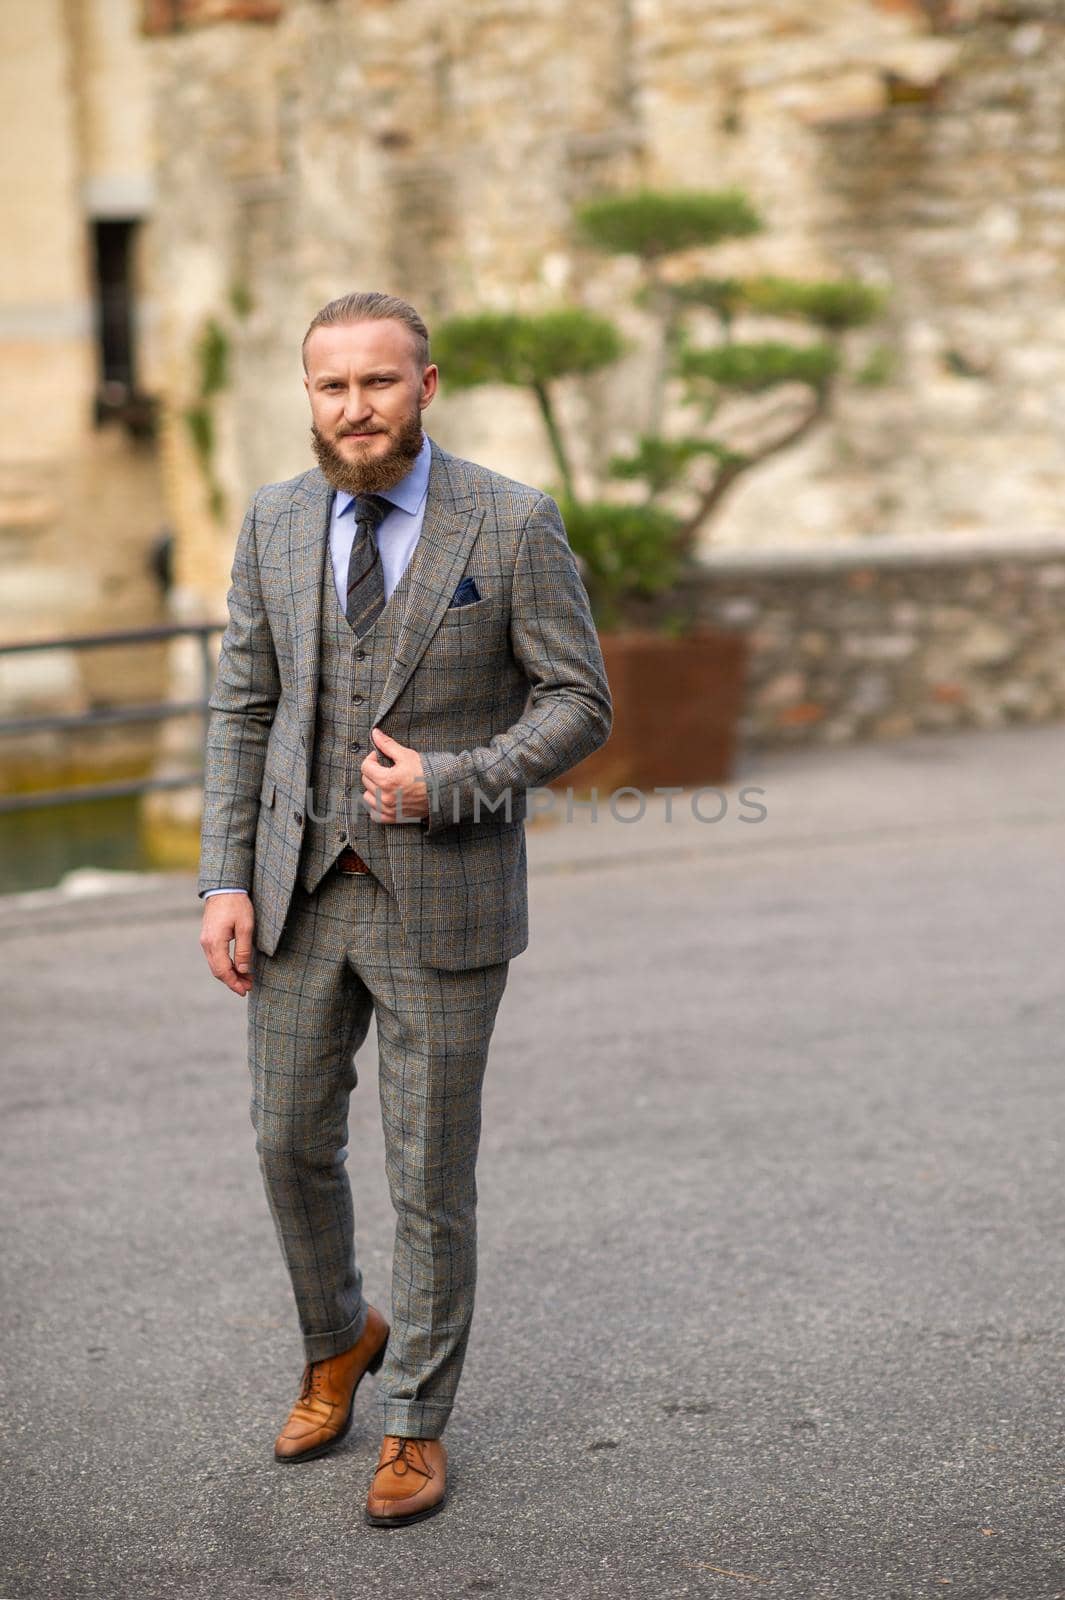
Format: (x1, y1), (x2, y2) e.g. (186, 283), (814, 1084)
(201, 887), (250, 899)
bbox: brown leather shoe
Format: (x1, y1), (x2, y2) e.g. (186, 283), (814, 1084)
(364, 1435), (448, 1527)
(274, 1304), (389, 1464)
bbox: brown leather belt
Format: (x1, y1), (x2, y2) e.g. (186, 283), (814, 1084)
(335, 847), (371, 875)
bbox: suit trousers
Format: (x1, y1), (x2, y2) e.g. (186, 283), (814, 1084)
(247, 860), (510, 1440)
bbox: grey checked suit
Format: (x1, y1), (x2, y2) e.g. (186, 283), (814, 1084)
(199, 436), (611, 1435)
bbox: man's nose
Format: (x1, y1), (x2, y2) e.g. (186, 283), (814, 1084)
(342, 388), (372, 423)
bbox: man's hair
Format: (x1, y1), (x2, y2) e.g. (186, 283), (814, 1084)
(301, 291), (430, 372)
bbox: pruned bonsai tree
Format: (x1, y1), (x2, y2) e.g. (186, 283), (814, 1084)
(431, 309), (623, 505)
(435, 188), (885, 630)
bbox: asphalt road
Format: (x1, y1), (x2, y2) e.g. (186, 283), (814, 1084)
(1, 723), (1063, 1600)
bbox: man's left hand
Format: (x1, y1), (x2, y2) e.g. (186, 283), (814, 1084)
(360, 728), (430, 823)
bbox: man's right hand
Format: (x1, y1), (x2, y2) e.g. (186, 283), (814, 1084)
(200, 892), (256, 997)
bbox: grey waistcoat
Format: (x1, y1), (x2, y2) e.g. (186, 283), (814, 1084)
(298, 535), (417, 896)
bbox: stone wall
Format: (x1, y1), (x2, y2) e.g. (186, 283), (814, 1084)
(0, 0), (167, 703)
(139, 0), (1065, 629)
(697, 532), (1065, 746)
(0, 0), (177, 827)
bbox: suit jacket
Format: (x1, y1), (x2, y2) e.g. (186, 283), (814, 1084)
(198, 437), (612, 970)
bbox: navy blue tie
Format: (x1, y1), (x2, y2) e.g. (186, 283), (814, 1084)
(344, 494), (391, 637)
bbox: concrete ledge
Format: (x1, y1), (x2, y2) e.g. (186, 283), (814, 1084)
(700, 528), (1065, 575)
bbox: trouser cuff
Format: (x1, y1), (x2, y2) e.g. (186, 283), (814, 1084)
(302, 1301), (368, 1364)
(378, 1398), (451, 1440)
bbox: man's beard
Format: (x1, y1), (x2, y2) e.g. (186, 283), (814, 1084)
(311, 406), (424, 496)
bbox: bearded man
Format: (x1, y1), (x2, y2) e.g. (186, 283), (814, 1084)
(198, 290), (611, 1527)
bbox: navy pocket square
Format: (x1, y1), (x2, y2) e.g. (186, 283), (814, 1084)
(448, 577), (482, 608)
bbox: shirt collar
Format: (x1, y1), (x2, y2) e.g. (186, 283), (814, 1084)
(335, 431), (431, 518)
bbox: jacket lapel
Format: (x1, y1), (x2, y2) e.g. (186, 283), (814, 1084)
(373, 440), (485, 725)
(286, 471), (333, 751)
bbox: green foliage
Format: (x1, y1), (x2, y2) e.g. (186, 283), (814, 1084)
(741, 275), (885, 330)
(681, 339), (839, 394)
(429, 181), (886, 628)
(659, 273), (884, 333)
(184, 401), (225, 522)
(657, 609), (694, 639)
(608, 434), (745, 495)
(196, 318), (230, 398)
(664, 277), (749, 321)
(434, 309), (623, 389)
(576, 188), (763, 260)
(183, 403), (214, 465)
(855, 344), (896, 386)
(228, 280), (254, 319)
(185, 312), (235, 524)
(559, 499), (685, 627)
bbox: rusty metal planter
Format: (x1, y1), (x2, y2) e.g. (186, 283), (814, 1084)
(560, 627), (749, 793)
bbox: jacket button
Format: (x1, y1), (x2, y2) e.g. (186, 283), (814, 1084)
(293, 810), (303, 825)
(352, 693), (364, 704)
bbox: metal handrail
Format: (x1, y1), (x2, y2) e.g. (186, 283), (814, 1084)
(0, 622), (221, 653)
(0, 621), (226, 815)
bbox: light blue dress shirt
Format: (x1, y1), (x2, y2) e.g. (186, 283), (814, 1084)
(203, 432), (432, 899)
(328, 429), (431, 607)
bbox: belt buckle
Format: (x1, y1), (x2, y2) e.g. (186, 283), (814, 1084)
(337, 847), (370, 876)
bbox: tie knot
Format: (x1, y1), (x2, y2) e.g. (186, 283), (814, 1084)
(352, 493), (392, 532)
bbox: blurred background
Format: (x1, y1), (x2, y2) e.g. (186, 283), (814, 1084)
(4, 12), (1065, 1593)
(3, 0), (1065, 892)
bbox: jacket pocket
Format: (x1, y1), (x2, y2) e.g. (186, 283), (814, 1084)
(439, 595), (495, 625)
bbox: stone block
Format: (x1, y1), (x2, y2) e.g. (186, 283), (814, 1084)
(762, 670), (807, 706)
(999, 680), (1038, 712)
(775, 701), (827, 728)
(141, 0), (281, 35)
(821, 717), (858, 745)
(797, 630), (830, 658)
(918, 703), (965, 732)
(958, 620), (1016, 667)
(787, 72), (887, 127)
(851, 671), (891, 714)
(843, 633), (918, 660)
(930, 681), (967, 704)
(713, 596), (761, 627)
(873, 712), (916, 738)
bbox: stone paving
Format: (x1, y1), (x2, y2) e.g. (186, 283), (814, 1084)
(1, 723), (1063, 1599)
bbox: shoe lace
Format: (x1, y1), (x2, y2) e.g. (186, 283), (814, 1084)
(298, 1363), (326, 1405)
(377, 1437), (429, 1479)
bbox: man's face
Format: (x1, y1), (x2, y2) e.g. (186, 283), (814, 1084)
(303, 318), (438, 495)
